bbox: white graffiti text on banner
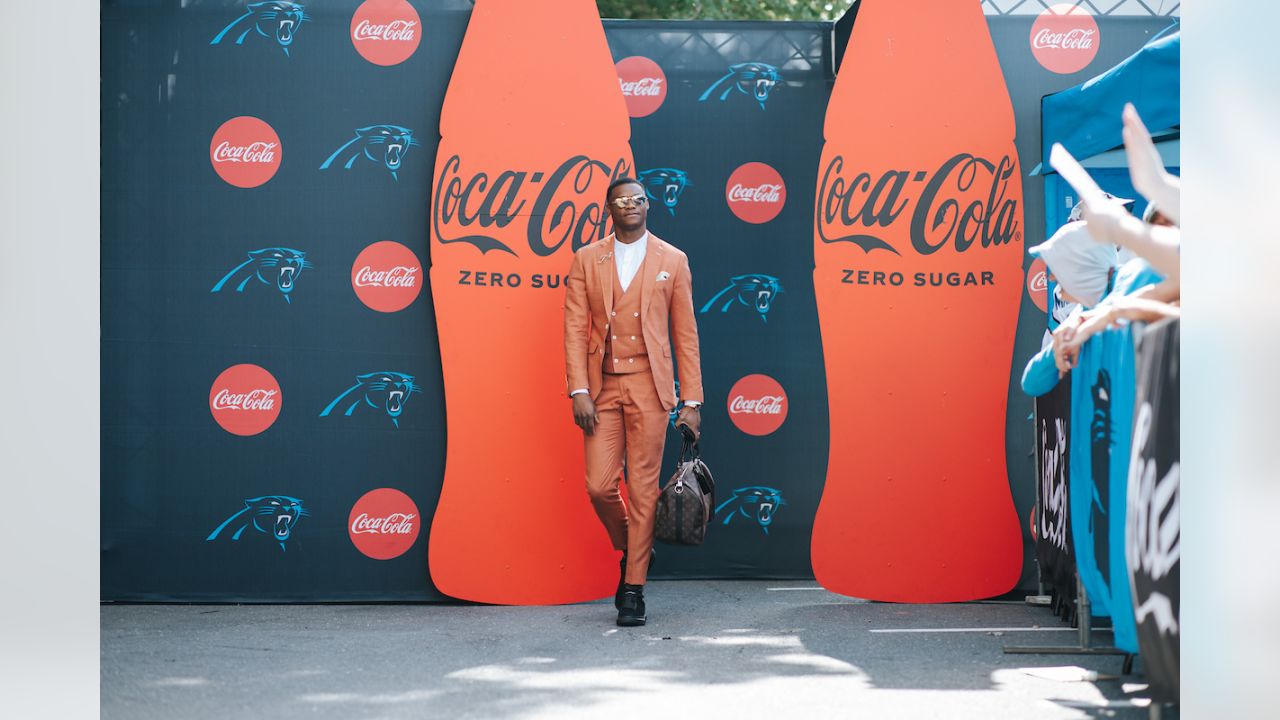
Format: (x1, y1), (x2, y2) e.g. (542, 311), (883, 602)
(1126, 402), (1180, 635)
(1039, 416), (1069, 552)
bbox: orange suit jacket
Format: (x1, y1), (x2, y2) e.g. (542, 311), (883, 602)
(563, 232), (704, 412)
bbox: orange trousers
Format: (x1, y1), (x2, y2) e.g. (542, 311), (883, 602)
(584, 370), (669, 585)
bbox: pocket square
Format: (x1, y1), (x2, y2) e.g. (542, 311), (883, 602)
(656, 271), (670, 282)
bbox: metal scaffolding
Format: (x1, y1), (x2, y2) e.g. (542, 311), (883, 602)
(981, 0), (1180, 16)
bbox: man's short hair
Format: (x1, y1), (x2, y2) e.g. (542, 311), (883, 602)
(606, 176), (643, 201)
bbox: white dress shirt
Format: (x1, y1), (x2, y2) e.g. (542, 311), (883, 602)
(571, 233), (700, 407)
(613, 232), (647, 292)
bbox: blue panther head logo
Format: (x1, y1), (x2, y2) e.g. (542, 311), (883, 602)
(211, 2), (310, 57)
(206, 495), (308, 551)
(320, 125), (420, 181)
(699, 274), (784, 323)
(714, 486), (785, 534)
(211, 247), (312, 303)
(699, 62), (783, 110)
(637, 168), (692, 216)
(319, 372), (421, 428)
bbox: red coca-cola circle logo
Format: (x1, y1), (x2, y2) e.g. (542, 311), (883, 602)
(349, 488), (421, 560)
(725, 162), (786, 224)
(351, 0), (422, 66)
(1027, 257), (1049, 313)
(727, 374), (788, 436)
(351, 241), (423, 313)
(615, 56), (667, 118)
(209, 364), (282, 436)
(209, 117), (282, 189)
(1030, 4), (1100, 74)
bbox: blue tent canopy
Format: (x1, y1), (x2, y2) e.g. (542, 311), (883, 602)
(1041, 25), (1180, 168)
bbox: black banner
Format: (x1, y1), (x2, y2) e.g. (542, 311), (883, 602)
(1035, 374), (1074, 595)
(1126, 319), (1180, 702)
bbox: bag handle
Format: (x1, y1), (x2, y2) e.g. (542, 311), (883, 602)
(676, 423), (700, 464)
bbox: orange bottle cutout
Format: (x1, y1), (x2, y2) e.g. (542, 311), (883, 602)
(428, 0), (634, 605)
(811, 0), (1024, 602)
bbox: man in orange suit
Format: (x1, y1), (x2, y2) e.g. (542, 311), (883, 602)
(563, 177), (704, 627)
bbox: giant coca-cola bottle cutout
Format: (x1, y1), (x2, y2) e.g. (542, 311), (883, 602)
(428, 0), (633, 605)
(811, 0), (1024, 602)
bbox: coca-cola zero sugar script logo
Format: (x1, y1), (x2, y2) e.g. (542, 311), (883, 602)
(351, 0), (421, 66)
(434, 154), (630, 256)
(349, 488), (421, 560)
(726, 162), (786, 224)
(615, 56), (667, 118)
(1030, 4), (1099, 74)
(352, 241), (422, 312)
(210, 117), (282, 188)
(210, 364), (282, 436)
(817, 153), (1020, 256)
(727, 374), (788, 436)
(1027, 257), (1049, 313)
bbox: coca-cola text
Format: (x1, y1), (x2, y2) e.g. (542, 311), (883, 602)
(212, 141), (277, 164)
(1029, 270), (1048, 292)
(727, 184), (783, 203)
(619, 78), (663, 96)
(729, 395), (785, 415)
(353, 19), (417, 42)
(1032, 28), (1096, 50)
(817, 153), (1020, 256)
(212, 388), (278, 411)
(354, 265), (419, 288)
(350, 512), (418, 535)
(433, 154), (631, 257)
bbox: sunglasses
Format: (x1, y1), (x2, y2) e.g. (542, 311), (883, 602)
(609, 194), (648, 209)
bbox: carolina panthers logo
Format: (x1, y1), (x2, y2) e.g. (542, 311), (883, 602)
(700, 274), (783, 323)
(714, 486), (785, 534)
(320, 125), (420, 181)
(206, 495), (308, 551)
(211, 248), (312, 303)
(699, 62), (782, 110)
(637, 168), (691, 216)
(320, 372), (421, 428)
(211, 2), (309, 57)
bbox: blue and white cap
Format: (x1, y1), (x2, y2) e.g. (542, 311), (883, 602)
(1028, 222), (1119, 308)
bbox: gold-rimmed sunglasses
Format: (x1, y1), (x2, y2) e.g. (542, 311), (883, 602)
(609, 194), (648, 209)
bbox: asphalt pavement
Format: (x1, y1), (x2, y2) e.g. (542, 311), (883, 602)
(102, 580), (1164, 719)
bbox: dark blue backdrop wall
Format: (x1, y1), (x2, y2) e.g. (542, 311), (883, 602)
(101, 0), (1173, 601)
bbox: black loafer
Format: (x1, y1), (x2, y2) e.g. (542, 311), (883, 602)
(615, 548), (656, 610)
(617, 584), (647, 627)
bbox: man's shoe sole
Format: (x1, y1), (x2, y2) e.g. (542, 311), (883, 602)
(616, 615), (646, 627)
